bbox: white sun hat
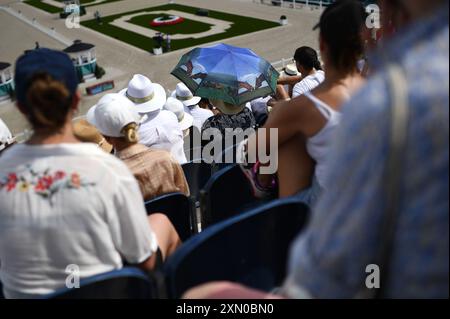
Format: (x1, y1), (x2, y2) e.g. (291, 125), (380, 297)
(0, 118), (15, 151)
(284, 63), (300, 76)
(119, 74), (167, 113)
(171, 82), (201, 108)
(164, 97), (194, 131)
(87, 93), (141, 137)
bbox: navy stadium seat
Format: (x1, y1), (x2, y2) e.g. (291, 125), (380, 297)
(44, 268), (157, 299)
(199, 164), (258, 228)
(181, 161), (213, 202)
(164, 196), (310, 298)
(145, 192), (194, 241)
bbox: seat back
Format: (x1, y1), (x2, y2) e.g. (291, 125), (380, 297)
(145, 193), (193, 241)
(211, 143), (240, 172)
(45, 268), (156, 299)
(165, 197), (310, 298)
(181, 162), (213, 202)
(200, 164), (256, 228)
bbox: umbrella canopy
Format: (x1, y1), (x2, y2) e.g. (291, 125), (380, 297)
(171, 43), (279, 107)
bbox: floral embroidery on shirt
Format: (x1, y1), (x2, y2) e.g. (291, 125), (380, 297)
(0, 167), (95, 200)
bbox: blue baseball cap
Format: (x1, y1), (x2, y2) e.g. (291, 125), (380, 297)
(15, 48), (78, 107)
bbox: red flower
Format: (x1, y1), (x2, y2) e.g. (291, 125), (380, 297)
(6, 182), (16, 192)
(54, 171), (66, 180)
(35, 180), (47, 192)
(8, 173), (18, 183)
(42, 176), (54, 188)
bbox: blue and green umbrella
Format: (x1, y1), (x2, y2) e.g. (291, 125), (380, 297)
(171, 43), (279, 106)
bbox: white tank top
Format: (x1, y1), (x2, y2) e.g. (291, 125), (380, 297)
(304, 91), (342, 189)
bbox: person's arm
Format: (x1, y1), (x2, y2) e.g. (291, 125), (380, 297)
(247, 95), (317, 157)
(277, 75), (302, 86)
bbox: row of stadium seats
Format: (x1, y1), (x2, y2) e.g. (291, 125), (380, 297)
(45, 196), (310, 299)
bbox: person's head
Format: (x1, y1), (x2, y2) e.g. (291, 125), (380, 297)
(314, 0), (367, 74)
(382, 0), (446, 23)
(119, 74), (166, 114)
(164, 97), (194, 137)
(171, 82), (201, 108)
(293, 47), (322, 75)
(378, 0), (446, 39)
(87, 93), (141, 151)
(15, 48), (80, 134)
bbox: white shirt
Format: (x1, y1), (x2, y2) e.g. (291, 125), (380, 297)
(0, 143), (158, 299)
(184, 105), (213, 131)
(292, 70), (325, 98)
(0, 118), (14, 151)
(139, 109), (187, 164)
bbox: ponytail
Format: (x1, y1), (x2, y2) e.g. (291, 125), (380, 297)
(25, 73), (73, 131)
(313, 59), (323, 71)
(121, 123), (139, 144)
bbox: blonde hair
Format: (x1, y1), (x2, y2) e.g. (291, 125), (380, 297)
(121, 123), (139, 144)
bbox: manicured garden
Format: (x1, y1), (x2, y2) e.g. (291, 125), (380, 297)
(129, 14), (213, 35)
(81, 3), (280, 52)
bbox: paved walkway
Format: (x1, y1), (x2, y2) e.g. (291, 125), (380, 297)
(0, 6), (72, 45)
(0, 0), (322, 134)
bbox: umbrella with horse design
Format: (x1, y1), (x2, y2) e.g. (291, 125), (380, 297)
(171, 43), (279, 107)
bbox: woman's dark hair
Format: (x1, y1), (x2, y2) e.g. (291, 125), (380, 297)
(315, 0), (367, 73)
(294, 46), (323, 71)
(24, 72), (73, 131)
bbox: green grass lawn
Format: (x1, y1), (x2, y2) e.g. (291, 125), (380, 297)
(128, 14), (213, 35)
(81, 4), (280, 52)
(24, 0), (123, 14)
(24, 0), (61, 14)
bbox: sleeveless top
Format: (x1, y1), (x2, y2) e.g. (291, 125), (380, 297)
(304, 91), (342, 189)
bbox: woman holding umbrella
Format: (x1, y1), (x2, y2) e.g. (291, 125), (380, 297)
(171, 43), (278, 156)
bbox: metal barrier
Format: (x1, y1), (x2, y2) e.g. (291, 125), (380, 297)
(254, 0), (331, 10)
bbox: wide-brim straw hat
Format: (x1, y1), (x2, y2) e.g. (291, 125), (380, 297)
(210, 99), (245, 115)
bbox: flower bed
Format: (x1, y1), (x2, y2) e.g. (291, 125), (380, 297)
(150, 15), (184, 27)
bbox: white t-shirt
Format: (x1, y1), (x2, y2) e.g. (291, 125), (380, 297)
(139, 110), (187, 164)
(0, 118), (14, 151)
(292, 70), (325, 98)
(0, 143), (158, 299)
